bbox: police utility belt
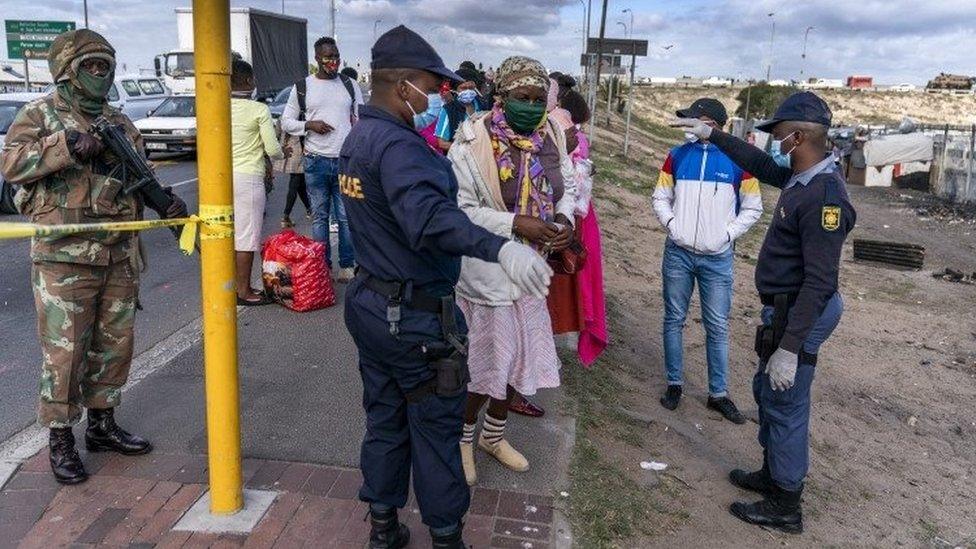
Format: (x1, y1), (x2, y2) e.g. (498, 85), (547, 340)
(755, 293), (818, 366)
(358, 270), (470, 403)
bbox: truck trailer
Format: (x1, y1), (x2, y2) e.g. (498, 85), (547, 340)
(155, 7), (308, 98)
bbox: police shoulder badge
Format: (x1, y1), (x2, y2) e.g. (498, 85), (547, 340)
(821, 205), (841, 231)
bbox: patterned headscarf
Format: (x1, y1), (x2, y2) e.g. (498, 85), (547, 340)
(495, 56), (550, 95)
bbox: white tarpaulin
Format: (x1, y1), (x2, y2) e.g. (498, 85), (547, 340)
(863, 134), (934, 167)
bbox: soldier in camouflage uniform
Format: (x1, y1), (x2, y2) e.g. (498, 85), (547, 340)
(0, 29), (187, 485)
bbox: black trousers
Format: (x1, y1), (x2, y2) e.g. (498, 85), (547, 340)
(283, 173), (310, 217)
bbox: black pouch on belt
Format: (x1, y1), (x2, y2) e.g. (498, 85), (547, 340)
(408, 296), (470, 402)
(755, 294), (790, 363)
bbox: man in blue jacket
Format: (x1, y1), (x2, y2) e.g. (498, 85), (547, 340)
(675, 91), (856, 534)
(652, 98), (762, 423)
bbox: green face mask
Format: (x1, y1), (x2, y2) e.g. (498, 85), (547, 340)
(503, 98), (547, 134)
(75, 69), (114, 100)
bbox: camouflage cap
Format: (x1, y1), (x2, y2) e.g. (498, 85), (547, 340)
(495, 56), (549, 95)
(48, 29), (116, 82)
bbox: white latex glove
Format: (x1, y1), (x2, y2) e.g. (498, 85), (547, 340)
(765, 347), (798, 391)
(498, 241), (554, 299)
(670, 118), (713, 140)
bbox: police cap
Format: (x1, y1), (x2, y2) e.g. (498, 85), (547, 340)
(372, 25), (461, 82)
(756, 91), (832, 133)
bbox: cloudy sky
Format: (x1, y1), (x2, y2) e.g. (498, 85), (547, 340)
(3, 0), (972, 84)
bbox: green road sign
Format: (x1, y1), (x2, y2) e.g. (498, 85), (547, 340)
(5, 20), (76, 60)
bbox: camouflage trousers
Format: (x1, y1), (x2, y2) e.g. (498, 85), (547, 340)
(31, 260), (138, 428)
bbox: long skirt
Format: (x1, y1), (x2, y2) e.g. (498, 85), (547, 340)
(458, 296), (561, 401)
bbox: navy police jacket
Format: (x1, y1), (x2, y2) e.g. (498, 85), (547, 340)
(338, 105), (507, 296)
(710, 130), (856, 355)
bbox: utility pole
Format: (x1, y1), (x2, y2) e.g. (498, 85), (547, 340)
(765, 12), (775, 82)
(373, 19), (382, 42)
(329, 0), (336, 38)
(801, 26), (815, 80)
(591, 0), (608, 146)
(84, 0), (89, 28)
(623, 43), (636, 156)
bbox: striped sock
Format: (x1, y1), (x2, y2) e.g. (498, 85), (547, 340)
(461, 422), (476, 445)
(481, 414), (506, 447)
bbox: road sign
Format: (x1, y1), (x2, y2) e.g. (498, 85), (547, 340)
(587, 37), (648, 57)
(5, 20), (76, 60)
(580, 53), (622, 67)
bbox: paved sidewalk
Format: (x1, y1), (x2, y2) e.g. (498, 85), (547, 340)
(0, 279), (575, 547)
(1, 449), (561, 548)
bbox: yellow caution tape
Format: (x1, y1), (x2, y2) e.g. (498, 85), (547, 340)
(0, 204), (235, 257)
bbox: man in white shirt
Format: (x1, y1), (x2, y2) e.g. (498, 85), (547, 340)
(281, 36), (364, 280)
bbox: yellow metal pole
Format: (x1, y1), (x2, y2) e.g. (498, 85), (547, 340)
(193, 0), (243, 514)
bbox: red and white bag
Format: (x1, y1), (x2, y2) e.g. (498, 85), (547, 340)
(261, 230), (336, 312)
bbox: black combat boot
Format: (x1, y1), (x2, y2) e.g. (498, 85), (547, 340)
(49, 427), (88, 485)
(85, 408), (153, 455)
(430, 526), (465, 549)
(729, 484), (803, 534)
(660, 385), (682, 410)
(729, 454), (773, 495)
(368, 507), (410, 549)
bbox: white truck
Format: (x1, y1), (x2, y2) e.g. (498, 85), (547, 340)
(155, 7), (308, 99)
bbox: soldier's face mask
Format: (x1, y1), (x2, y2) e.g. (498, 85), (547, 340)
(74, 57), (115, 100)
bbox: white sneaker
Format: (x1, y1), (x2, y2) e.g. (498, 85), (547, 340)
(336, 267), (355, 282)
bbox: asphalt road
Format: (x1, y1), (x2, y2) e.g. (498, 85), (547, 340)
(0, 158), (295, 442)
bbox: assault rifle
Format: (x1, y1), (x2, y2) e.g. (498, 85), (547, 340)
(90, 116), (187, 241)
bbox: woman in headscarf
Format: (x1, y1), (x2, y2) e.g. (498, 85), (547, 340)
(448, 56), (577, 484)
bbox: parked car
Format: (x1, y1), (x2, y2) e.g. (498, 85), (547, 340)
(109, 75), (171, 121)
(42, 75), (170, 121)
(0, 93), (43, 214)
(891, 83), (917, 93)
(268, 86), (291, 119)
(133, 95), (196, 157)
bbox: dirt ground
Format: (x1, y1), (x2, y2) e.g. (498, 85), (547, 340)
(567, 124), (976, 547)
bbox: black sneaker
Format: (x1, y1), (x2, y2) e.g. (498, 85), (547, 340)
(707, 396), (746, 424)
(660, 385), (682, 410)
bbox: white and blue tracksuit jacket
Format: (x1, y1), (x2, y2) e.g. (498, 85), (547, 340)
(652, 141), (763, 255)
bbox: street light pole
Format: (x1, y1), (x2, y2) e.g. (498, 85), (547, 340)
(801, 26), (815, 80)
(765, 12), (775, 82)
(329, 0), (336, 38)
(622, 8), (633, 39)
(592, 0), (608, 146)
(84, 0), (89, 28)
(373, 19), (382, 42)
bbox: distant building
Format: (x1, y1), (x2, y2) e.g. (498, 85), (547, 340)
(847, 75), (873, 89)
(0, 61), (53, 93)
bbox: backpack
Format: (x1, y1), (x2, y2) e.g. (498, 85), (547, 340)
(294, 73), (357, 123)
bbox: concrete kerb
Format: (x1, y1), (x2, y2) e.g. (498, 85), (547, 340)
(173, 489), (278, 534)
(0, 312), (217, 489)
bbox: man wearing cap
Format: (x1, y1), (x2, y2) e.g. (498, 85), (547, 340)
(674, 91), (856, 533)
(339, 25), (553, 548)
(1, 29), (187, 485)
(652, 98), (762, 424)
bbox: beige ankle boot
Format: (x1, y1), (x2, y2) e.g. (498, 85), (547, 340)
(460, 442), (477, 486)
(478, 436), (529, 472)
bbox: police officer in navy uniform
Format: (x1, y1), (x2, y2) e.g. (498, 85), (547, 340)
(339, 26), (554, 548)
(675, 91), (856, 534)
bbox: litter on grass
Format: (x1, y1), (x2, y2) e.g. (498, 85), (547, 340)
(640, 461), (668, 471)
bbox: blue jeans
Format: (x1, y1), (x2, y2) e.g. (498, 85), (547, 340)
(304, 154), (355, 269)
(662, 239), (733, 398)
(754, 292), (844, 491)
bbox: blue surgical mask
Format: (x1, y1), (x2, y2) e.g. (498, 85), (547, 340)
(770, 133), (798, 169)
(457, 89), (478, 105)
(405, 80), (443, 129)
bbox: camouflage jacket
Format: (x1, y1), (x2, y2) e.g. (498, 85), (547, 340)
(1, 92), (144, 265)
